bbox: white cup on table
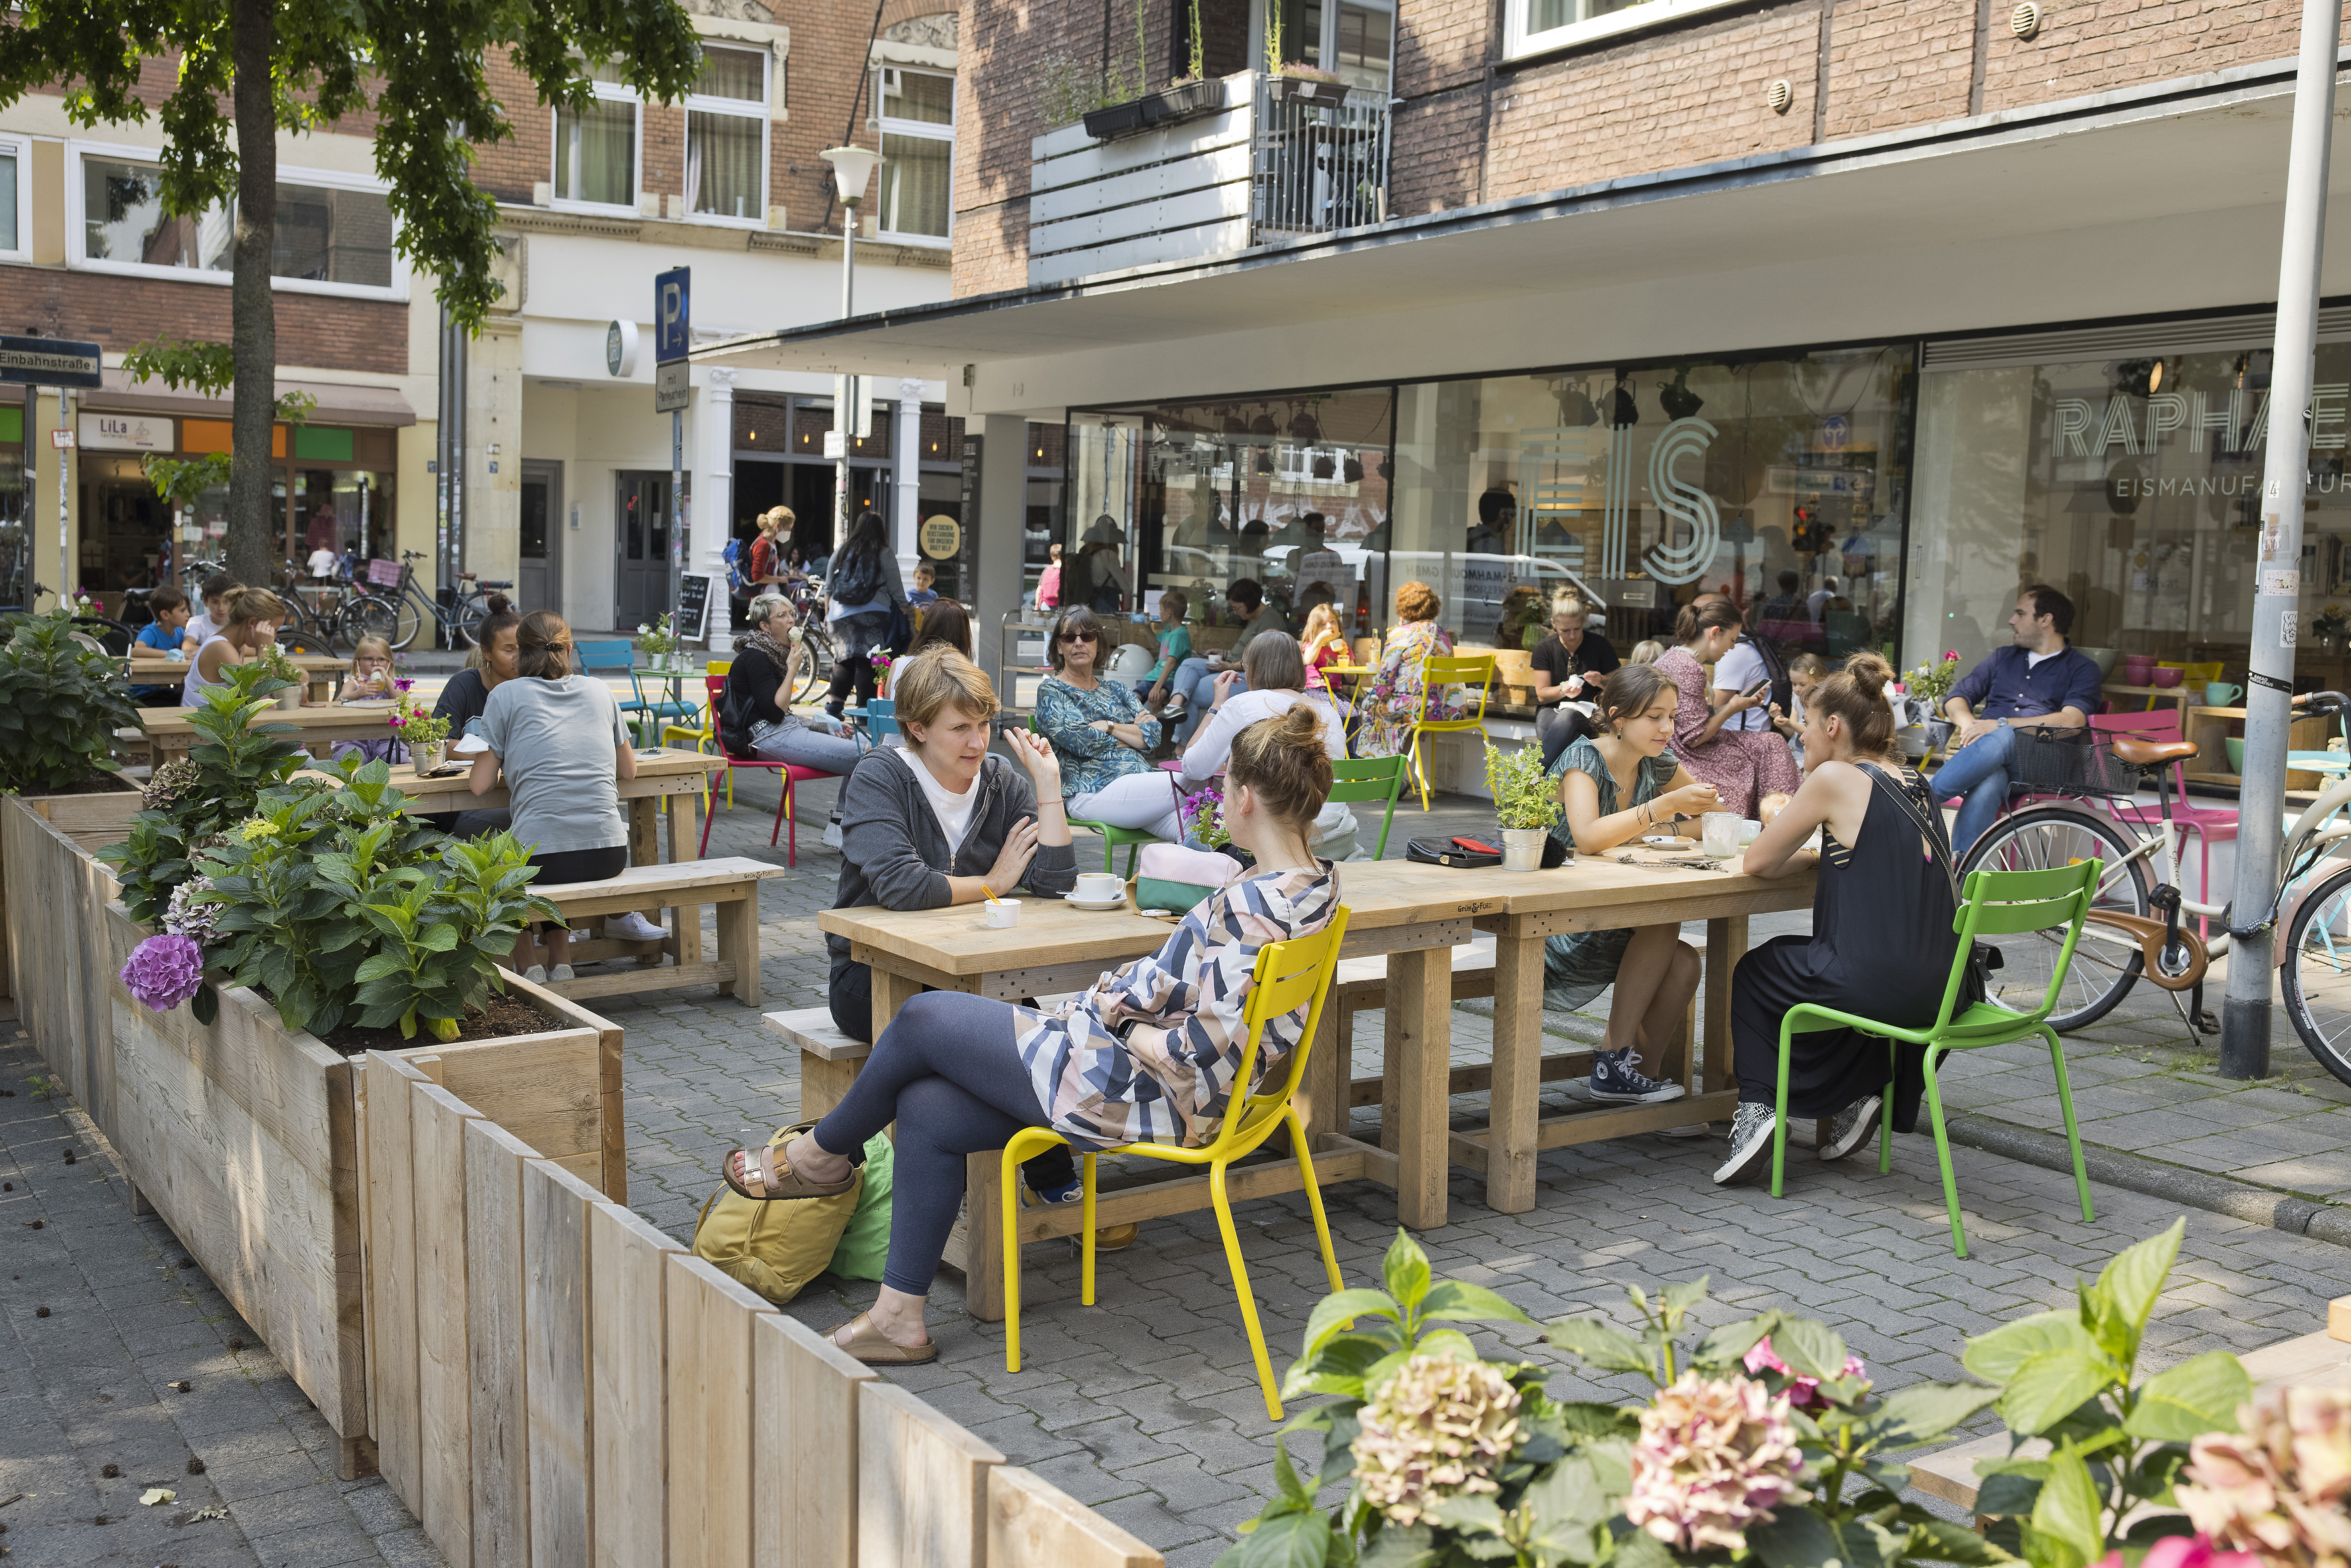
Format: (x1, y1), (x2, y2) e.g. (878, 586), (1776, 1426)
(1072, 871), (1123, 902)
(984, 898), (1021, 928)
(1701, 812), (1741, 857)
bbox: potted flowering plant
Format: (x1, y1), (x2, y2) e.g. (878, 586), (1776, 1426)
(638, 618), (678, 671)
(1222, 1221), (2259, 1568)
(386, 677), (451, 768)
(1486, 741), (1562, 871)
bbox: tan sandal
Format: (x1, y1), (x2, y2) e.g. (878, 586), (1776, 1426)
(720, 1125), (857, 1201)
(832, 1311), (937, 1364)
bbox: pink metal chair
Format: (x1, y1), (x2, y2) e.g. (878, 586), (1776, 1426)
(2092, 709), (2236, 931)
(692, 671), (844, 867)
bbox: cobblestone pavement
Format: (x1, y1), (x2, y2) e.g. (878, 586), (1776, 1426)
(0, 1034), (443, 1567)
(9, 771), (2350, 1565)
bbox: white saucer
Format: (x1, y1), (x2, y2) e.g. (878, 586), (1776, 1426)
(1062, 893), (1127, 911)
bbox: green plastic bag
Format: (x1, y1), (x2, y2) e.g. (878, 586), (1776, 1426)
(826, 1133), (894, 1280)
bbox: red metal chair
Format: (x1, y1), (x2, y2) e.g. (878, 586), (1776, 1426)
(691, 669), (845, 867)
(2092, 709), (2236, 932)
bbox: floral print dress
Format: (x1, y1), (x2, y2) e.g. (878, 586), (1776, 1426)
(1013, 863), (1340, 1148)
(1036, 674), (1163, 799)
(1355, 620), (1468, 759)
(1654, 645), (1801, 818)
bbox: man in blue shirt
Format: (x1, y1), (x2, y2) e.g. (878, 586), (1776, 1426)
(1936, 584), (2105, 853)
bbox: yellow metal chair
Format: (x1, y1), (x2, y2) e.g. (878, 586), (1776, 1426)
(1405, 652), (1496, 812)
(999, 905), (1353, 1420)
(662, 659), (732, 808)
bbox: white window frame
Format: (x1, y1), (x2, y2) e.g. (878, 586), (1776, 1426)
(0, 135), (31, 262)
(872, 66), (954, 248)
(549, 76), (644, 216)
(682, 42), (770, 227)
(64, 140), (408, 301)
(1505, 0), (1748, 60)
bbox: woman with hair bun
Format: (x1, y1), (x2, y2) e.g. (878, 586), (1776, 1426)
(468, 610), (646, 981)
(1539, 663), (1725, 1106)
(1655, 597), (1800, 817)
(1714, 652), (1963, 1186)
(718, 703), (1340, 1366)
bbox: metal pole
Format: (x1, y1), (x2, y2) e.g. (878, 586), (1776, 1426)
(670, 407), (683, 647)
(436, 305), (454, 595)
(56, 390), (69, 607)
(2223, 0), (2341, 1080)
(835, 204), (857, 551)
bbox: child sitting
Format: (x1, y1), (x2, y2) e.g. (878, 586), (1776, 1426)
(328, 637), (410, 766)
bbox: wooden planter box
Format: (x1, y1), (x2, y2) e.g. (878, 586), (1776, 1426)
(101, 900), (626, 1474)
(1082, 78), (1228, 139)
(1, 785), (141, 1011)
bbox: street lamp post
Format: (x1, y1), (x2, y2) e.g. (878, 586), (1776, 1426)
(819, 145), (881, 553)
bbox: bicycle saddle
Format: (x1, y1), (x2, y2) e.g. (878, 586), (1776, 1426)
(2109, 735), (2197, 766)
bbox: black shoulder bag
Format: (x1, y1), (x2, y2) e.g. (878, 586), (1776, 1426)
(1859, 764), (2001, 1006)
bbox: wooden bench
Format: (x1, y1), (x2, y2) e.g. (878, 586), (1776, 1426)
(764, 1007), (872, 1120)
(525, 857), (782, 1007)
(1908, 1293), (2351, 1516)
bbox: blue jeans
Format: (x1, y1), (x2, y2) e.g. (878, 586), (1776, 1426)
(1168, 657), (1244, 743)
(1936, 723), (2018, 854)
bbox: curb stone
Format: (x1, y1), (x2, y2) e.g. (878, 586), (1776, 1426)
(1945, 1112), (2351, 1247)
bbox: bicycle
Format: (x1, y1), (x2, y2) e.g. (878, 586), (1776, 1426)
(270, 558), (346, 655)
(785, 575), (838, 706)
(1956, 692), (2351, 1088)
(338, 551), (506, 651)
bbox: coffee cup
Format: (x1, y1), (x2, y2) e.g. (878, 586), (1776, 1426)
(984, 898), (1021, 928)
(2203, 681), (2241, 708)
(1701, 812), (1741, 857)
(1073, 872), (1123, 903)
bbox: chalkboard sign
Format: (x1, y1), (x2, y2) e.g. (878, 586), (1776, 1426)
(674, 572), (715, 644)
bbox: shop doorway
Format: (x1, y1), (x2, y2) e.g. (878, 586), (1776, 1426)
(787, 462), (885, 565)
(520, 461), (562, 616)
(613, 470), (676, 630)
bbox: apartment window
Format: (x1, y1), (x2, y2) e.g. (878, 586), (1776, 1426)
(0, 140), (23, 256)
(1291, 0), (1395, 91)
(554, 63), (640, 208)
(1509, 0), (1731, 58)
(876, 68), (952, 241)
(72, 147), (398, 295)
(687, 44), (767, 221)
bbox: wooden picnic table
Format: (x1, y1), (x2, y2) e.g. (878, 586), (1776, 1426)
(818, 848), (1814, 1317)
(123, 652), (345, 703)
(129, 702), (406, 765)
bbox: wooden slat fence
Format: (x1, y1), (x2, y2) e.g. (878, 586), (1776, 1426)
(358, 1049), (1163, 1568)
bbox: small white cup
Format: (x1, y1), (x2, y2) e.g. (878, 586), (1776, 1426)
(984, 898), (1021, 928)
(1072, 872), (1122, 902)
(1701, 812), (1741, 857)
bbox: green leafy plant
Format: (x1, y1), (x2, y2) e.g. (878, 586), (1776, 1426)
(1225, 1226), (2236, 1568)
(99, 662), (311, 922)
(1962, 1220), (2249, 1568)
(1486, 741), (1564, 833)
(0, 606), (139, 794)
(1905, 651), (1963, 710)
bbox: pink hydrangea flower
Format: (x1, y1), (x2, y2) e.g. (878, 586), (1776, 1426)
(1743, 1334), (1868, 1411)
(2179, 1388), (2351, 1568)
(120, 933), (206, 1012)
(1624, 1371), (1807, 1552)
(2094, 1535), (2269, 1568)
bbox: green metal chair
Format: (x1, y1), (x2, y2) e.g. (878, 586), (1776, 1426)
(1769, 857), (2102, 1258)
(1326, 753), (1409, 861)
(1027, 713), (1164, 876)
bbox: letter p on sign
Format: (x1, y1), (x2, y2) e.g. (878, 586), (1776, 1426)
(654, 267), (690, 364)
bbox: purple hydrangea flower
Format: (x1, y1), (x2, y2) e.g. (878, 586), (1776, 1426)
(120, 933), (206, 1013)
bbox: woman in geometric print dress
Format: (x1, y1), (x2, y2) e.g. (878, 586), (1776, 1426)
(1653, 597), (1801, 818)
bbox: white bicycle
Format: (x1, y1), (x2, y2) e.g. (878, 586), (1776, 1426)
(1956, 691), (2351, 1089)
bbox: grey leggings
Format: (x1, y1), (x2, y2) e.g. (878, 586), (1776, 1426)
(810, 991), (1058, 1297)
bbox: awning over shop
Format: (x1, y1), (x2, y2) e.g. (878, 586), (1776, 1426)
(78, 369), (417, 427)
(697, 47), (2351, 417)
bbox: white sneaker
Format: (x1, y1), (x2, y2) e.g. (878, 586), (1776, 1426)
(523, 964), (548, 984)
(549, 963), (575, 983)
(1820, 1094), (1883, 1161)
(608, 911), (667, 944)
(1712, 1102), (1780, 1186)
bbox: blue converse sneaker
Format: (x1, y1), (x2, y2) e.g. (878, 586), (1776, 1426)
(1021, 1178), (1138, 1251)
(1589, 1048), (1686, 1104)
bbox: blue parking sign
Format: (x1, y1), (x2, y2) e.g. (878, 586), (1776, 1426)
(654, 268), (690, 364)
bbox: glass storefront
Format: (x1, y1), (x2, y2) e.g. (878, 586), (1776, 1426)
(1912, 330), (2345, 687)
(1070, 345), (1916, 662)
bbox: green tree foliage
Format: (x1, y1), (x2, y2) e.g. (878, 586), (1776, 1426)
(0, 0), (701, 583)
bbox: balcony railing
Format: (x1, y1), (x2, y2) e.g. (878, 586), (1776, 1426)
(1027, 70), (1391, 287)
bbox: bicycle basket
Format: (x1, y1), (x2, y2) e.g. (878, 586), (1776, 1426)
(2009, 726), (2137, 798)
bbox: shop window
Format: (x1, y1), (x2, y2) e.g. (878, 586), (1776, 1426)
(554, 65), (640, 210)
(1508, 0), (1743, 59)
(1910, 336), (2344, 681)
(72, 146), (399, 295)
(875, 69), (952, 242)
(687, 44), (768, 222)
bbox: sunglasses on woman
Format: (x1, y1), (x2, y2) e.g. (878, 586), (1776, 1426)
(1058, 630), (1098, 644)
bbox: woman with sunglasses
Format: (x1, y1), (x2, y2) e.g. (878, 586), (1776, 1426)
(1035, 606), (1184, 843)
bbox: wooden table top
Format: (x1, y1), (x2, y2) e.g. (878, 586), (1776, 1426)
(1338, 848), (1816, 918)
(314, 747), (726, 814)
(124, 651), (345, 675)
(819, 895), (1175, 978)
(132, 703), (399, 737)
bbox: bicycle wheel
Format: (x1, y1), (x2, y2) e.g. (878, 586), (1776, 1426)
(2281, 860), (2351, 1089)
(455, 593), (490, 647)
(341, 593), (418, 652)
(793, 629), (836, 706)
(1959, 805), (2153, 1031)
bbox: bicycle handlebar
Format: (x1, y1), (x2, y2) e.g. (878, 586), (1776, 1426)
(2302, 690), (2348, 721)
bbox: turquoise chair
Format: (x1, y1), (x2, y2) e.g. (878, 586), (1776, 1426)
(1768, 857), (2102, 1257)
(1326, 753), (1409, 860)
